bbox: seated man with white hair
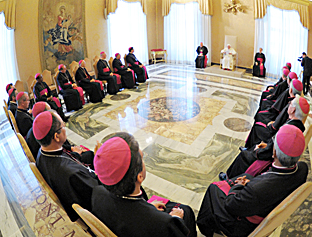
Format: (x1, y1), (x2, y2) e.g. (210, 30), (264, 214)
(221, 44), (236, 70)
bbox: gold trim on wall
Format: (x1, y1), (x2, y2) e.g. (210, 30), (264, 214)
(254, 0), (310, 29)
(162, 0), (213, 16)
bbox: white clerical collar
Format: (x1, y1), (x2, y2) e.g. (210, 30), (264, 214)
(272, 162), (294, 169)
(41, 147), (63, 152)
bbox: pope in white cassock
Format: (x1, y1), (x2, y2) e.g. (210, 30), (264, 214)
(221, 44), (236, 70)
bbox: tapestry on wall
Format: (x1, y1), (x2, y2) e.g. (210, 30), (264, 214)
(39, 0), (87, 71)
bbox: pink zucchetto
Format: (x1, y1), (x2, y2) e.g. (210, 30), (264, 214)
(16, 92), (25, 101)
(299, 97), (310, 115)
(35, 73), (41, 79)
(6, 83), (13, 93)
(282, 69), (290, 77)
(79, 60), (84, 66)
(286, 62), (292, 69)
(291, 79), (303, 92)
(288, 72), (298, 80)
(100, 51), (105, 55)
(94, 137), (131, 186)
(276, 124), (305, 157)
(115, 53), (120, 58)
(8, 88), (15, 97)
(33, 111), (53, 140)
(32, 102), (47, 118)
(58, 64), (64, 70)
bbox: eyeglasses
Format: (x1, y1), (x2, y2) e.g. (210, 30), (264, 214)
(55, 124), (65, 133)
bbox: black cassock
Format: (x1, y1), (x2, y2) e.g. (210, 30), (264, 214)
(256, 80), (288, 118)
(227, 118), (305, 178)
(112, 58), (136, 89)
(26, 128), (94, 166)
(252, 52), (266, 77)
(195, 46), (208, 68)
(75, 67), (104, 103)
(15, 108), (33, 137)
(96, 59), (122, 95)
(36, 149), (100, 221)
(33, 81), (66, 120)
(8, 101), (17, 116)
(197, 162), (308, 237)
(92, 185), (197, 237)
(246, 95), (295, 149)
(57, 71), (82, 112)
(126, 53), (149, 83)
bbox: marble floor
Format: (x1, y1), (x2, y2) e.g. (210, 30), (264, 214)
(0, 63), (311, 236)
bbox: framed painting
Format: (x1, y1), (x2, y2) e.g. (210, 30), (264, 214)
(39, 0), (87, 71)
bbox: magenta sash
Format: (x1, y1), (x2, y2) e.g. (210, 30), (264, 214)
(103, 68), (110, 73)
(257, 58), (264, 76)
(74, 87), (85, 105)
(246, 160), (272, 177)
(212, 181), (231, 195)
(255, 122), (267, 128)
(130, 69), (135, 83)
(258, 110), (269, 114)
(121, 66), (124, 68)
(113, 74), (121, 84)
(246, 215), (264, 224)
(94, 80), (104, 90)
(40, 88), (48, 96)
(52, 97), (62, 107)
(114, 68), (118, 72)
(142, 65), (148, 80)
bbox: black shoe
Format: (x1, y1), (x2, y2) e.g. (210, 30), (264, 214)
(219, 172), (227, 181)
(63, 116), (70, 122)
(239, 146), (247, 151)
(135, 82), (139, 85)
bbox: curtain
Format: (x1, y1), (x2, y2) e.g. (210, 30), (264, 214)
(254, 0), (309, 30)
(162, 0), (213, 16)
(0, 0), (16, 29)
(107, 0), (148, 64)
(0, 13), (19, 119)
(105, 0), (147, 18)
(164, 2), (211, 65)
(254, 5), (308, 79)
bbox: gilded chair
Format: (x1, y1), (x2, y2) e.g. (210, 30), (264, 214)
(26, 75), (36, 101)
(84, 58), (95, 76)
(14, 80), (25, 93)
(93, 59), (99, 79)
(72, 203), (117, 237)
(3, 99), (8, 109)
(8, 110), (20, 134)
(108, 57), (114, 71)
(248, 182), (312, 237)
(29, 162), (64, 209)
(29, 163), (91, 233)
(93, 55), (100, 63)
(69, 61), (79, 80)
(124, 54), (128, 67)
(3, 106), (13, 129)
(42, 70), (56, 91)
(16, 133), (36, 163)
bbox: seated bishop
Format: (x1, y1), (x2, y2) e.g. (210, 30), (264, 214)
(92, 132), (197, 237)
(221, 44), (236, 71)
(197, 124), (308, 237)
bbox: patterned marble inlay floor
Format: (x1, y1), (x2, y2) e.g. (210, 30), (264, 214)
(2, 63), (312, 236)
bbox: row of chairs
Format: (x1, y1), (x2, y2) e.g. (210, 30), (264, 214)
(3, 102), (312, 237)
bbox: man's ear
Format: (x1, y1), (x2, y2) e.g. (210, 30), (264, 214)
(289, 105), (296, 114)
(54, 132), (60, 143)
(272, 148), (277, 159)
(137, 171), (144, 184)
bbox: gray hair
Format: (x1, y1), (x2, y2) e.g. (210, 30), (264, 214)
(290, 95), (308, 121)
(290, 80), (302, 96)
(274, 136), (301, 167)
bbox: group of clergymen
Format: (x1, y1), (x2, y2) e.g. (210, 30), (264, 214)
(5, 59), (310, 236)
(6, 47), (148, 124)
